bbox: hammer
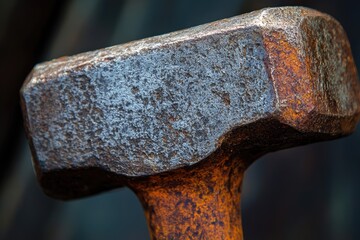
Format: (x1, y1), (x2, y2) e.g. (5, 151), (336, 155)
(21, 7), (360, 239)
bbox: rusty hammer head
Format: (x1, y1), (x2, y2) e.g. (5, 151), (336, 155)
(21, 7), (360, 200)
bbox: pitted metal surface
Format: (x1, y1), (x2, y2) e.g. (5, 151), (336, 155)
(21, 7), (360, 179)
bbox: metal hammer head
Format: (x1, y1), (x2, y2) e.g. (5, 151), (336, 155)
(21, 7), (360, 199)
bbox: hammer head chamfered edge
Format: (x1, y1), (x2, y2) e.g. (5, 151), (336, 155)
(21, 7), (360, 199)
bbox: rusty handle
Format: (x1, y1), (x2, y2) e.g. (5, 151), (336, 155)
(128, 150), (252, 239)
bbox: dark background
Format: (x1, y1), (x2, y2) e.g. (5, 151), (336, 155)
(0, 0), (359, 239)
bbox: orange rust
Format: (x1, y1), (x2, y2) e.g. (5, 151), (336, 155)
(127, 150), (250, 240)
(263, 30), (315, 125)
(299, 18), (360, 134)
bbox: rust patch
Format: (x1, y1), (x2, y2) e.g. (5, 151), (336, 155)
(127, 149), (250, 240)
(299, 17), (360, 133)
(263, 30), (314, 126)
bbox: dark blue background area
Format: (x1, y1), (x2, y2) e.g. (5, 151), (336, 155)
(0, 0), (359, 239)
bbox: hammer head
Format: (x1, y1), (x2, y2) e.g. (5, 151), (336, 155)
(21, 7), (360, 199)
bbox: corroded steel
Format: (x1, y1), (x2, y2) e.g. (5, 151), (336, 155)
(21, 7), (360, 185)
(128, 148), (253, 240)
(20, 6), (360, 240)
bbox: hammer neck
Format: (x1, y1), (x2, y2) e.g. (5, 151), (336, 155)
(128, 150), (251, 240)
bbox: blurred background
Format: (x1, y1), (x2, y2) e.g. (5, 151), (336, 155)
(0, 0), (359, 239)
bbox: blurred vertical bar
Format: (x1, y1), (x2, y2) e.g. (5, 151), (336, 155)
(0, 0), (69, 183)
(0, 0), (69, 239)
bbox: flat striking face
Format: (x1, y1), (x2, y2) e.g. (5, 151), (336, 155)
(21, 7), (360, 193)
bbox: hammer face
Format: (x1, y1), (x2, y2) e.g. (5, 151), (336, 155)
(21, 7), (360, 198)
(22, 27), (274, 176)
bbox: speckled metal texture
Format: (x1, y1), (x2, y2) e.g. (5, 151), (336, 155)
(21, 7), (360, 191)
